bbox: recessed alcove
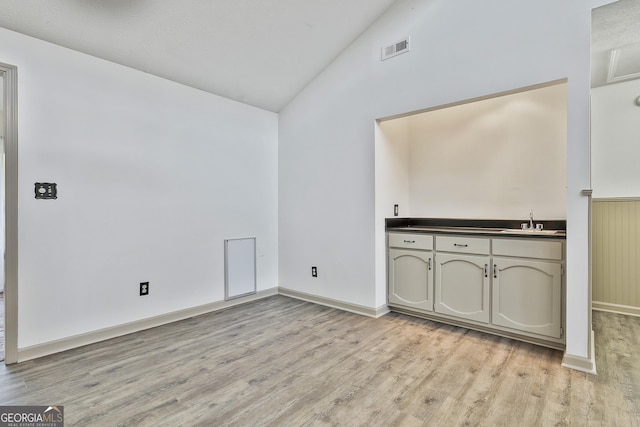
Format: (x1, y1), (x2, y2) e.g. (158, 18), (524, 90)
(375, 81), (568, 221)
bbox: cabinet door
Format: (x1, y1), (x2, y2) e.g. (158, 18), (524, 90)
(492, 258), (562, 338)
(435, 253), (490, 323)
(388, 249), (433, 312)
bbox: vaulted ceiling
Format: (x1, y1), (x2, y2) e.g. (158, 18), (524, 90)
(0, 0), (396, 112)
(2, 0), (640, 111)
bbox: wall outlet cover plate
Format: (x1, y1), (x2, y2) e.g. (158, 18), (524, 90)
(140, 282), (149, 296)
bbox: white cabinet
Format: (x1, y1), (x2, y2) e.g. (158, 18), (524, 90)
(435, 253), (490, 323)
(387, 230), (565, 348)
(492, 239), (563, 339)
(388, 233), (433, 251)
(387, 233), (434, 312)
(436, 235), (490, 256)
(492, 238), (563, 261)
(388, 248), (433, 311)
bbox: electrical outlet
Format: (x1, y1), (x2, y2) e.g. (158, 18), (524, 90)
(311, 267), (317, 277)
(140, 282), (149, 296)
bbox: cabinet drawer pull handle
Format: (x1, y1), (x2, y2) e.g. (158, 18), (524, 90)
(403, 240), (415, 243)
(484, 264), (488, 278)
(493, 264), (497, 279)
(454, 243), (468, 247)
(428, 258), (432, 270)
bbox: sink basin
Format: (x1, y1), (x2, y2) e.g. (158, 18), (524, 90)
(500, 229), (560, 235)
(404, 226), (503, 233)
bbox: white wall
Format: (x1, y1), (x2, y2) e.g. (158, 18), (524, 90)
(0, 74), (3, 139)
(0, 27), (278, 348)
(382, 83), (567, 220)
(591, 78), (640, 197)
(279, 0), (592, 360)
(376, 119), (410, 219)
(0, 74), (4, 293)
(374, 119), (410, 304)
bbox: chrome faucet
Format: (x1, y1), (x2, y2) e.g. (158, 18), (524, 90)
(529, 210), (534, 230)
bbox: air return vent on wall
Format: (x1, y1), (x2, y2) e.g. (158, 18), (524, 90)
(381, 37), (410, 61)
(607, 42), (640, 84)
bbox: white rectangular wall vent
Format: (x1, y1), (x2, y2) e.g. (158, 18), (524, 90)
(381, 37), (410, 61)
(607, 43), (640, 84)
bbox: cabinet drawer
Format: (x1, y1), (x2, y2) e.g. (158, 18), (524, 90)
(388, 233), (433, 250)
(436, 235), (490, 255)
(493, 238), (563, 260)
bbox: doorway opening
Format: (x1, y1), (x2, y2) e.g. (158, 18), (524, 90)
(590, 0), (640, 318)
(1, 62), (18, 364)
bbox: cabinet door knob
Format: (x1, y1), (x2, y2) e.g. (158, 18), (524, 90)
(403, 240), (415, 243)
(484, 264), (488, 278)
(428, 258), (432, 270)
(493, 264), (498, 278)
(454, 243), (468, 247)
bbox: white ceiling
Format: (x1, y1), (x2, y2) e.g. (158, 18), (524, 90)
(592, 0), (640, 88)
(3, 0), (638, 109)
(0, 0), (397, 112)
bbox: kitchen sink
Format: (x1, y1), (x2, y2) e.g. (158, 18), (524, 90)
(500, 229), (560, 234)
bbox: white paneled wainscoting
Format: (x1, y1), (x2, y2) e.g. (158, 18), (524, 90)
(593, 198), (640, 317)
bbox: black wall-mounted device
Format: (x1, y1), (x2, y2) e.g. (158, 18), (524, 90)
(35, 183), (57, 199)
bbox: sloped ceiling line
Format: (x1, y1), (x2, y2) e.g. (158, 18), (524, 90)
(0, 0), (397, 112)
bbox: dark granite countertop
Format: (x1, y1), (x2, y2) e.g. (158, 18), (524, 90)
(386, 218), (566, 239)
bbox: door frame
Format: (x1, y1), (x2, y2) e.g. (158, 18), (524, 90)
(1, 62), (18, 364)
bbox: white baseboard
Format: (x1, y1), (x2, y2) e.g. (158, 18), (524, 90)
(17, 288), (278, 362)
(375, 304), (391, 318)
(592, 301), (640, 317)
(562, 329), (597, 375)
(278, 287), (388, 318)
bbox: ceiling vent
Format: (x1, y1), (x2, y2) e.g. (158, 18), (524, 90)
(381, 37), (410, 61)
(607, 42), (640, 84)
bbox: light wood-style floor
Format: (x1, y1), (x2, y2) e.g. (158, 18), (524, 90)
(1, 295), (639, 426)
